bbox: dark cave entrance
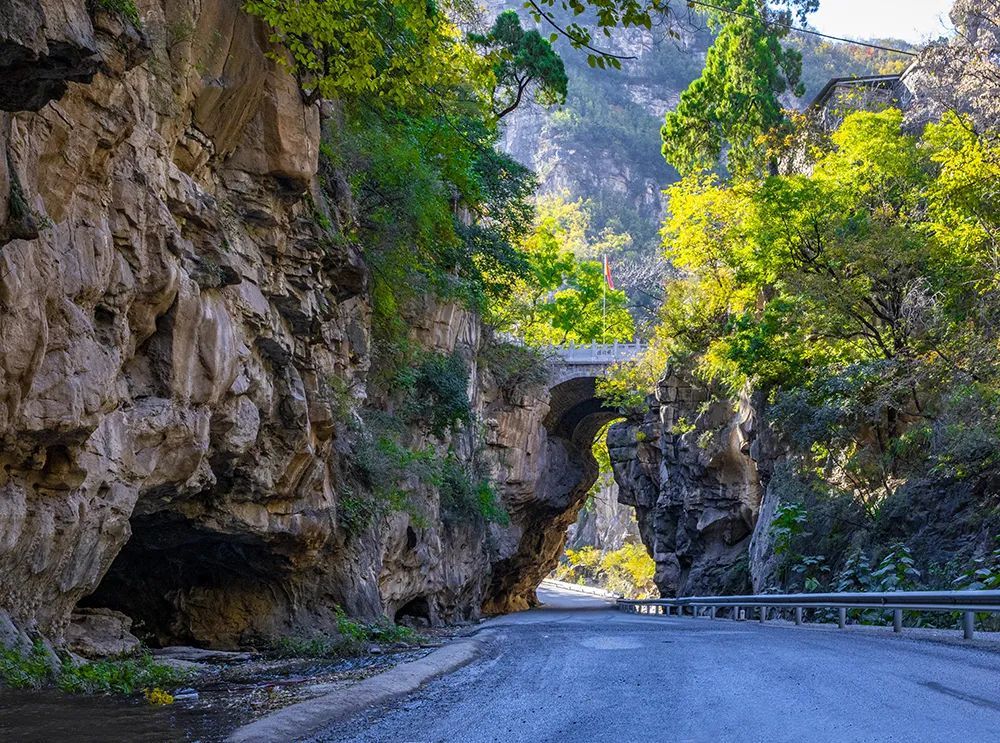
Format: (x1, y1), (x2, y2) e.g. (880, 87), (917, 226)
(80, 511), (294, 648)
(394, 595), (432, 626)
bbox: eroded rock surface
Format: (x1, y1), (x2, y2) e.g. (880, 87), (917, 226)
(609, 370), (764, 596)
(0, 0), (602, 650)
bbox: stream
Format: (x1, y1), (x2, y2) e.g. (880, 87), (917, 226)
(0, 647), (435, 742)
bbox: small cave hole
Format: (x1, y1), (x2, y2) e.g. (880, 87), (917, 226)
(93, 304), (117, 347)
(394, 596), (431, 627)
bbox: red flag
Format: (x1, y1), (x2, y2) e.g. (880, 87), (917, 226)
(603, 255), (615, 290)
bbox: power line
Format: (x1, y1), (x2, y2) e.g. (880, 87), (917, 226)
(530, 0), (918, 59)
(686, 0), (918, 56)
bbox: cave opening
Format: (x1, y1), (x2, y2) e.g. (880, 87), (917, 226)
(395, 595), (431, 626)
(80, 510), (294, 648)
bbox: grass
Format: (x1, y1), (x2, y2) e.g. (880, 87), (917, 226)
(1, 641), (189, 695)
(0, 642), (53, 689)
(91, 0), (141, 25)
(270, 608), (420, 659)
(57, 654), (189, 694)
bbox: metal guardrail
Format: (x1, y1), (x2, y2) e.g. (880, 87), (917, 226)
(617, 590), (1000, 640)
(540, 578), (618, 599)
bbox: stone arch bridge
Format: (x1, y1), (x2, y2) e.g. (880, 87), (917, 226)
(544, 340), (647, 445)
(484, 340), (647, 612)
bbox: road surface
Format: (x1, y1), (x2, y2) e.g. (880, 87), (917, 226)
(311, 583), (1000, 743)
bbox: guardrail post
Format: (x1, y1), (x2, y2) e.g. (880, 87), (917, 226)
(794, 607), (802, 626)
(710, 607), (716, 620)
(759, 606), (767, 623)
(837, 607), (847, 629)
(893, 609), (902, 633)
(963, 611), (975, 640)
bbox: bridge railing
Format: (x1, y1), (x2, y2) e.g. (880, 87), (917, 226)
(493, 335), (648, 365)
(617, 589), (1000, 640)
(556, 340), (647, 364)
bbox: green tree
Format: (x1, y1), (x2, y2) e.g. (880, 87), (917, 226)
(491, 197), (635, 344)
(470, 10), (568, 120)
(661, 0), (809, 177)
(630, 107), (1000, 505)
(244, 0), (470, 106)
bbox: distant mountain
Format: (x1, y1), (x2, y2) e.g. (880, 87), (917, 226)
(495, 3), (915, 324)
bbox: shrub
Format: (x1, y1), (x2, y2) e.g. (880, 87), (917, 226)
(57, 654), (188, 695)
(271, 607), (418, 658)
(438, 455), (509, 526)
(599, 544), (657, 599)
(0, 641), (53, 689)
(554, 544), (656, 599)
(480, 336), (550, 402)
(1, 642), (188, 695)
(402, 351), (472, 437)
(90, 0), (140, 25)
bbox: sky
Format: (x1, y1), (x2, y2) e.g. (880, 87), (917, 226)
(809, 0), (954, 42)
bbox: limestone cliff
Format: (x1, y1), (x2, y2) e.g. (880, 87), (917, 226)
(608, 370), (766, 597)
(0, 0), (597, 650)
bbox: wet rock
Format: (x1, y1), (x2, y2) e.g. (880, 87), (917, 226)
(154, 647), (255, 664)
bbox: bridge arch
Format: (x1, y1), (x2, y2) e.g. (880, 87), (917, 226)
(482, 342), (644, 613)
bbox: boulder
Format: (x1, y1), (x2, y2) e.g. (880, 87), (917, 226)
(64, 608), (140, 658)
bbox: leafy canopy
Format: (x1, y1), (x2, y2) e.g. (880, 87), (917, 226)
(244, 0), (475, 106)
(470, 10), (568, 119)
(490, 195), (635, 345)
(629, 108), (1000, 503)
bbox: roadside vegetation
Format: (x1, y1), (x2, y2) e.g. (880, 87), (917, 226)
(0, 642), (188, 695)
(552, 544), (656, 599)
(270, 608), (421, 659)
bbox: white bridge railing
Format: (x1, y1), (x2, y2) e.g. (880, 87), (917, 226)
(550, 340), (647, 365)
(618, 589), (1000, 640)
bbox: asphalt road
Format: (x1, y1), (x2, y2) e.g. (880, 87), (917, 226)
(311, 584), (1000, 743)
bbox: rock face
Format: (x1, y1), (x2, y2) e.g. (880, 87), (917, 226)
(566, 479), (641, 552)
(0, 0), (601, 650)
(608, 370), (764, 596)
(65, 608), (140, 658)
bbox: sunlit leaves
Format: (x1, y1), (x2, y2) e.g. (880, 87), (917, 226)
(490, 196), (635, 345)
(244, 0), (472, 107)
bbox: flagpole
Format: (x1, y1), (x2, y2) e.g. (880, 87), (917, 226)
(602, 255), (607, 344)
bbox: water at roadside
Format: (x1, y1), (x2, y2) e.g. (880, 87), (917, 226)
(0, 647), (435, 742)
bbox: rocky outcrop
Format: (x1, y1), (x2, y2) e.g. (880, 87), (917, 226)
(608, 370), (765, 597)
(566, 479), (641, 552)
(64, 607), (140, 658)
(0, 0), (601, 650)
